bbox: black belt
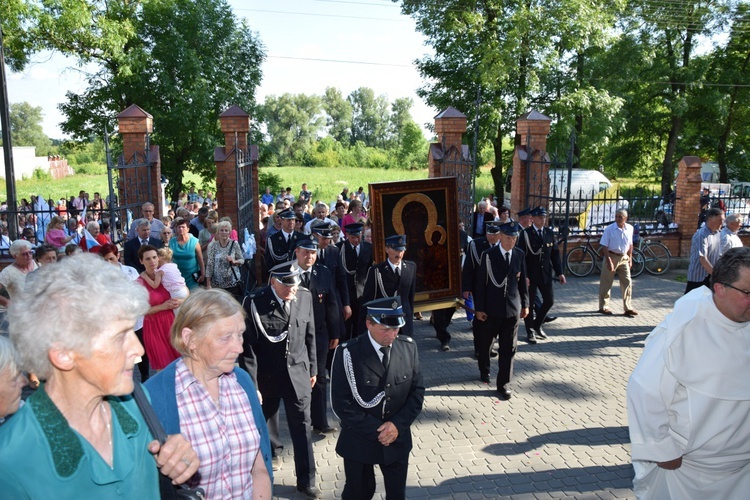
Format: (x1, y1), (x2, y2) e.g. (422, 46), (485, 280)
(608, 251), (624, 256)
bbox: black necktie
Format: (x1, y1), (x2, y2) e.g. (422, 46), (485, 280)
(395, 265), (400, 278)
(380, 346), (390, 370)
(505, 252), (511, 266)
(283, 300), (290, 316)
(537, 229), (543, 239)
(302, 271), (310, 288)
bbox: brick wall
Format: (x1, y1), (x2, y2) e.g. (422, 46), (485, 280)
(511, 112), (551, 214)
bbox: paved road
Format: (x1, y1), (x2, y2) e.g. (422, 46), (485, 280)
(272, 272), (686, 499)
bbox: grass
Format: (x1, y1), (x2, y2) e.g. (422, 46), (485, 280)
(260, 166), (429, 204)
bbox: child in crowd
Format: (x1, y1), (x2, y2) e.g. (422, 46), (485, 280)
(140, 247), (190, 316)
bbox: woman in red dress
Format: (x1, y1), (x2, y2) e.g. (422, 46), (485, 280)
(137, 245), (182, 370)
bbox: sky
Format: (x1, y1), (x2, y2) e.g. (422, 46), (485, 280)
(5, 0), (438, 141)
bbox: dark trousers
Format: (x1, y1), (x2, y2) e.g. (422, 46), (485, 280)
(311, 343), (330, 429)
(263, 390), (316, 487)
(342, 455), (409, 500)
(524, 280), (553, 331)
(477, 315), (519, 389)
(343, 296), (361, 340)
(685, 276), (711, 294)
(431, 307), (455, 345)
(134, 327), (149, 382)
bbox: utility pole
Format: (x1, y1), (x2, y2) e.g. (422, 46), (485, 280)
(0, 28), (18, 239)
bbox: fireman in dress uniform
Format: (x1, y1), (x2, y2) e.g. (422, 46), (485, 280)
(474, 222), (529, 400)
(515, 207), (566, 344)
(265, 208), (306, 271)
(290, 235), (342, 435)
(331, 296), (425, 500)
(337, 222), (373, 340)
(359, 234), (417, 338)
(240, 262), (321, 499)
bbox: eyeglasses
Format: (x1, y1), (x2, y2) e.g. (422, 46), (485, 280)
(720, 282), (750, 296)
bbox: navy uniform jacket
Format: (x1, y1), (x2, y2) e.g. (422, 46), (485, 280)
(123, 237), (163, 272)
(265, 230), (307, 271)
(241, 285), (316, 400)
(461, 237), (491, 295)
(331, 335), (424, 465)
(516, 226), (563, 285)
(474, 245), (529, 319)
(298, 262), (342, 349)
(318, 244), (350, 308)
(359, 260), (416, 337)
(336, 240), (373, 302)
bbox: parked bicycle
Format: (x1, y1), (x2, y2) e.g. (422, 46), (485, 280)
(632, 224), (671, 276)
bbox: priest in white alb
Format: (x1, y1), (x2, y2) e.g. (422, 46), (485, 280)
(627, 246), (750, 499)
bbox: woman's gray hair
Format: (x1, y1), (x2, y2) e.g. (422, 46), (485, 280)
(8, 254), (149, 378)
(9, 239), (32, 257)
(0, 336), (20, 377)
(216, 220), (232, 233)
(171, 289), (245, 356)
(86, 221), (99, 232)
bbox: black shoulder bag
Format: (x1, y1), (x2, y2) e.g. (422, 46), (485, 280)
(132, 383), (206, 500)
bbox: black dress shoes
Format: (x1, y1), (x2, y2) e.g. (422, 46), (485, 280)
(313, 426), (337, 435)
(527, 332), (538, 344)
(497, 388), (512, 400)
(297, 485), (323, 499)
(536, 327), (548, 339)
(544, 315), (558, 323)
(480, 374), (490, 383)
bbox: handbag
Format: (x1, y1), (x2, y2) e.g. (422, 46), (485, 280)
(228, 240), (241, 283)
(132, 384), (206, 500)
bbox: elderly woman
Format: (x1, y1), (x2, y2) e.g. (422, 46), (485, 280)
(45, 215), (75, 251)
(0, 240), (38, 309)
(160, 224), (173, 247)
(206, 220), (245, 300)
(80, 221), (108, 252)
(138, 245), (182, 371)
(146, 289), (272, 498)
(0, 336), (26, 424)
(198, 214), (216, 255)
(169, 217), (204, 290)
(0, 255), (199, 496)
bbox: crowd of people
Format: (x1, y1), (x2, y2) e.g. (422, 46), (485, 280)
(0, 177), (748, 499)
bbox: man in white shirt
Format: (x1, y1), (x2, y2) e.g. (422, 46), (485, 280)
(720, 213), (743, 256)
(627, 247), (750, 499)
(598, 209), (637, 316)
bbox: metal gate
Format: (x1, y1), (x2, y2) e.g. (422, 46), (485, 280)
(523, 131), (576, 256)
(234, 133), (258, 291)
(438, 142), (475, 232)
(105, 131), (153, 245)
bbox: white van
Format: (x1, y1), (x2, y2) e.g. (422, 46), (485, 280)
(503, 168), (612, 214)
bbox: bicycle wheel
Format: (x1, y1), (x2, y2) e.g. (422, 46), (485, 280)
(566, 246), (595, 277)
(594, 244), (605, 273)
(643, 242), (670, 275)
(631, 248), (645, 278)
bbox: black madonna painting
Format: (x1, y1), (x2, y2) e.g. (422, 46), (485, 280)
(369, 177), (460, 306)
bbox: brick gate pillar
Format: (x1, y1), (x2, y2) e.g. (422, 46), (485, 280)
(511, 111), (551, 214)
(674, 156), (703, 256)
(117, 104), (163, 220)
(215, 106), (251, 230)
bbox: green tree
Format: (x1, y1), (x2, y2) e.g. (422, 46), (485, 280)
(16, 0), (264, 196)
(322, 87), (353, 145)
(348, 87), (390, 148)
(8, 102), (53, 154)
(390, 97), (414, 149)
(0, 0), (38, 71)
(398, 0), (623, 202)
(259, 93), (324, 166)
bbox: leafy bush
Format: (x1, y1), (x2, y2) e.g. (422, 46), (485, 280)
(72, 162), (108, 175)
(32, 168), (52, 181)
(259, 170), (284, 195)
